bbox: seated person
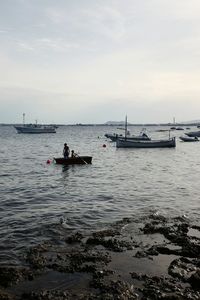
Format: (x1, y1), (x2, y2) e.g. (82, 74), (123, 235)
(71, 150), (76, 158)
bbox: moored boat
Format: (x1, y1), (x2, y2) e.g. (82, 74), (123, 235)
(116, 137), (176, 148)
(54, 156), (92, 165)
(105, 132), (150, 142)
(179, 136), (199, 142)
(185, 131), (200, 137)
(105, 133), (123, 141)
(14, 113), (57, 134)
(105, 116), (151, 142)
(14, 124), (56, 134)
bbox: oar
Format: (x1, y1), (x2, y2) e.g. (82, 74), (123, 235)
(74, 153), (88, 164)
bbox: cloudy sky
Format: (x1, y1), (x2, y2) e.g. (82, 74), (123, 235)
(0, 0), (200, 124)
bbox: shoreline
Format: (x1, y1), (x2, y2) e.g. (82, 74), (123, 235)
(0, 214), (200, 299)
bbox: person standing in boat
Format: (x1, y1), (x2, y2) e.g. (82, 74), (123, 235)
(63, 143), (70, 159)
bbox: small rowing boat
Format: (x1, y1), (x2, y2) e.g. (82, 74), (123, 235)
(185, 130), (200, 137)
(179, 136), (199, 142)
(54, 156), (92, 165)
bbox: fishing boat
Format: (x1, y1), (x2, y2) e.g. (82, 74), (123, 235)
(116, 137), (176, 148)
(105, 132), (150, 142)
(185, 131), (200, 137)
(105, 116), (151, 142)
(105, 133), (123, 141)
(54, 156), (92, 165)
(15, 124), (56, 134)
(14, 114), (57, 134)
(179, 136), (199, 142)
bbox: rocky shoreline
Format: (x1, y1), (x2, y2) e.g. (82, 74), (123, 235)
(0, 214), (200, 299)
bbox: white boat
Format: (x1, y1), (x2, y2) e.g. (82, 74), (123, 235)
(116, 137), (176, 148)
(105, 131), (151, 142)
(105, 133), (123, 141)
(14, 114), (56, 134)
(14, 124), (56, 134)
(179, 136), (199, 142)
(105, 116), (151, 141)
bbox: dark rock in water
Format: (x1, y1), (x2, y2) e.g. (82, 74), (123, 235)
(168, 257), (198, 282)
(21, 290), (70, 300)
(188, 270), (200, 290)
(86, 236), (133, 252)
(0, 267), (31, 288)
(0, 289), (14, 300)
(91, 279), (138, 300)
(65, 232), (83, 244)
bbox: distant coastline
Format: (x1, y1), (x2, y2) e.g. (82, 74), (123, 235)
(1, 122), (200, 127)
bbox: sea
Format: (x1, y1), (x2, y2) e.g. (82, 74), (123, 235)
(0, 125), (200, 266)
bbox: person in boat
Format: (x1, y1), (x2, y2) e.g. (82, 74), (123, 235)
(63, 143), (70, 159)
(71, 150), (76, 158)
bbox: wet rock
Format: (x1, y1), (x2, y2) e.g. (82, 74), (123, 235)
(149, 214), (167, 223)
(130, 272), (149, 281)
(92, 229), (120, 238)
(86, 237), (133, 252)
(21, 290), (70, 300)
(92, 279), (138, 300)
(168, 257), (198, 282)
(65, 232), (83, 244)
(0, 267), (30, 288)
(26, 244), (49, 269)
(191, 225), (200, 231)
(188, 269), (200, 290)
(141, 275), (199, 300)
(0, 289), (14, 300)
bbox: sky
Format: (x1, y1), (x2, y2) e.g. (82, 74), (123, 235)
(0, 0), (200, 124)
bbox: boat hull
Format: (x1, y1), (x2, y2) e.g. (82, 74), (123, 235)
(185, 131), (200, 137)
(116, 137), (176, 148)
(54, 156), (92, 165)
(14, 126), (56, 134)
(105, 134), (151, 142)
(179, 136), (199, 142)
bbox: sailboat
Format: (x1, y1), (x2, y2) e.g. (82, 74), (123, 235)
(116, 116), (176, 148)
(105, 116), (151, 141)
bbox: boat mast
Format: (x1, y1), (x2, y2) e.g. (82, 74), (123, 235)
(125, 115), (127, 140)
(23, 113), (25, 126)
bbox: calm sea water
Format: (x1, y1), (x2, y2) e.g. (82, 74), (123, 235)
(0, 125), (200, 265)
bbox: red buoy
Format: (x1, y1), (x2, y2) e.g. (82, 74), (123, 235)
(46, 159), (51, 164)
(102, 144), (106, 148)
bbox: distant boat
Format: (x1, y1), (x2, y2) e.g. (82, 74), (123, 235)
(185, 131), (200, 137)
(116, 137), (176, 148)
(105, 116), (151, 141)
(14, 124), (56, 134)
(105, 131), (151, 142)
(14, 113), (56, 134)
(105, 133), (123, 141)
(179, 136), (199, 142)
(170, 127), (184, 130)
(54, 156), (92, 165)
